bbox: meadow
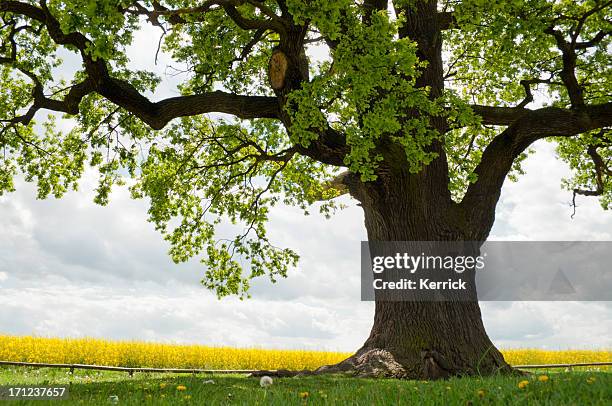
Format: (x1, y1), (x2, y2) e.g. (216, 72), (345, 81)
(0, 367), (610, 405)
(0, 335), (610, 371)
(1, 335), (610, 404)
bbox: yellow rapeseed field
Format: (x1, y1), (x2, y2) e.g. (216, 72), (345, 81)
(0, 335), (347, 370)
(0, 335), (610, 370)
(502, 348), (611, 367)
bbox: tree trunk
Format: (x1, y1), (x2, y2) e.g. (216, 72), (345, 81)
(350, 301), (510, 379)
(315, 0), (513, 380)
(316, 173), (512, 379)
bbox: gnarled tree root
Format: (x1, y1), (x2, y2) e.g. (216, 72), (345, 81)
(249, 348), (520, 380)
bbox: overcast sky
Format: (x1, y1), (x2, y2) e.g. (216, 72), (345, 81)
(0, 24), (610, 352)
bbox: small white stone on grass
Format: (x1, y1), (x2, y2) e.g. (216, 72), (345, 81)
(203, 379), (215, 384)
(108, 395), (119, 403)
(259, 376), (273, 388)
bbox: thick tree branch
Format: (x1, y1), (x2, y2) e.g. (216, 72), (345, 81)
(393, 0), (453, 203)
(468, 75), (565, 125)
(315, 170), (350, 201)
(569, 0), (612, 46)
(469, 78), (563, 124)
(460, 102), (612, 239)
(575, 29), (612, 49)
(543, 2), (612, 109)
(0, 20), (93, 125)
(98, 83), (280, 129)
(544, 25), (585, 108)
(1, 1), (350, 169)
(0, 1), (282, 130)
(293, 126), (349, 167)
(469, 105), (530, 126)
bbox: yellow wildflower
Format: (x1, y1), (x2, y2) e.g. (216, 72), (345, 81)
(159, 383), (167, 389)
(176, 385), (187, 391)
(299, 392), (309, 399)
(538, 375), (549, 382)
(518, 380), (529, 389)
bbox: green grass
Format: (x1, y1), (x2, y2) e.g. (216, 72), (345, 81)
(0, 367), (610, 405)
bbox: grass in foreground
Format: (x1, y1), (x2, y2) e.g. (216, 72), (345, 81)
(0, 367), (610, 405)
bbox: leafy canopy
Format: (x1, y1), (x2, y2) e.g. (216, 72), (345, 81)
(0, 0), (610, 297)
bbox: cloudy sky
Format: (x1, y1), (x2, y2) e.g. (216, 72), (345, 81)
(0, 24), (610, 352)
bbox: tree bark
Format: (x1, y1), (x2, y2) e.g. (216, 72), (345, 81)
(316, 173), (512, 379)
(340, 300), (510, 379)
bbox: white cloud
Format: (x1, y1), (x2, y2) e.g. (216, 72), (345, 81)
(0, 172), (374, 351)
(491, 141), (612, 241)
(0, 281), (371, 351)
(482, 301), (612, 349)
(1, 141), (610, 351)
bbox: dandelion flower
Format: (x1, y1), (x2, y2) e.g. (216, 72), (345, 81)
(176, 385), (187, 391)
(159, 383), (167, 389)
(538, 375), (549, 382)
(259, 376), (273, 388)
(299, 392), (309, 399)
(518, 380), (529, 389)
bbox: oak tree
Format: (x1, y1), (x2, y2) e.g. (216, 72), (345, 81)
(1, 0), (610, 378)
